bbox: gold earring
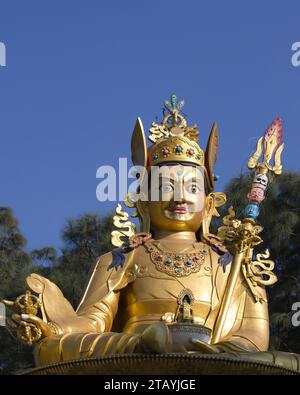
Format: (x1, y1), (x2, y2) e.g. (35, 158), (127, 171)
(202, 194), (215, 237)
(201, 192), (227, 240)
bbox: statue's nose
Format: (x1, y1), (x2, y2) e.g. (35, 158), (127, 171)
(173, 183), (185, 202)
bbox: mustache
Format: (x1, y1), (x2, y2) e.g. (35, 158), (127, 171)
(167, 203), (195, 211)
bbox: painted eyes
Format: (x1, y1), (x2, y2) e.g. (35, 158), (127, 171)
(159, 183), (200, 194)
(186, 184), (201, 194)
(160, 183), (174, 193)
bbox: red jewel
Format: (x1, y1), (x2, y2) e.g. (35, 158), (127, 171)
(188, 149), (194, 155)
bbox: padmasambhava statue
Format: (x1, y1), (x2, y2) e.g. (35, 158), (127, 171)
(4, 96), (300, 374)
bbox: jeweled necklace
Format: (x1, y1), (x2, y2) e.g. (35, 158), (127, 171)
(145, 241), (207, 277)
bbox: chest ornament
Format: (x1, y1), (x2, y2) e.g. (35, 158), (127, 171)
(145, 242), (206, 277)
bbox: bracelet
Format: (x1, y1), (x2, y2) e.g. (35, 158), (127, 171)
(47, 321), (62, 335)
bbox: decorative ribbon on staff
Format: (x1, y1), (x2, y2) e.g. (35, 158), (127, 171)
(212, 117), (284, 344)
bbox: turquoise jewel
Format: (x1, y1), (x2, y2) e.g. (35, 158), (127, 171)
(197, 154), (202, 160)
(171, 94), (177, 110)
(152, 153), (158, 161)
(243, 203), (259, 220)
(165, 258), (172, 265)
(176, 255), (182, 259)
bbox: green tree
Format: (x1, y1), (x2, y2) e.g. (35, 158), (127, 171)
(0, 209), (113, 374)
(0, 208), (35, 374)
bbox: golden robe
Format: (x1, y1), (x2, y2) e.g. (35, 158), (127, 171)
(32, 241), (271, 366)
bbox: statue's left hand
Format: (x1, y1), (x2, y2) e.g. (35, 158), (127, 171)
(190, 339), (223, 354)
(191, 338), (250, 354)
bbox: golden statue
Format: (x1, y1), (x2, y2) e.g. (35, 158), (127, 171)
(4, 96), (300, 374)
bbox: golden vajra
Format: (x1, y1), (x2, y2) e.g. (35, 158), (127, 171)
(5, 291), (42, 346)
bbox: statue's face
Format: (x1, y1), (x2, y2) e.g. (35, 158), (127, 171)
(147, 164), (206, 233)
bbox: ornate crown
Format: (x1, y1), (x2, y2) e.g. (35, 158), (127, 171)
(148, 94), (204, 166)
(131, 94), (219, 192)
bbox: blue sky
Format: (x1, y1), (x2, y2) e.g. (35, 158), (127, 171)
(0, 1), (300, 251)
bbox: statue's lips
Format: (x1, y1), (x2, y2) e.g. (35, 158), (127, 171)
(168, 206), (187, 213)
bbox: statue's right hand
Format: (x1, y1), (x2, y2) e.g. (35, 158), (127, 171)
(25, 274), (77, 325)
(3, 296), (56, 345)
(10, 313), (53, 338)
(4, 299), (57, 345)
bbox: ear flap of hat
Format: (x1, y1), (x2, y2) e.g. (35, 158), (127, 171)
(131, 117), (148, 195)
(205, 122), (219, 192)
(131, 117), (147, 168)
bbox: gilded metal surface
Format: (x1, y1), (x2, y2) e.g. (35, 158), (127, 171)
(248, 117), (284, 175)
(169, 323), (212, 350)
(174, 289), (195, 323)
(3, 98), (299, 374)
(149, 94), (199, 143)
(4, 291), (42, 346)
(149, 135), (205, 167)
(145, 241), (205, 277)
(21, 354), (299, 376)
(212, 118), (283, 339)
(217, 209), (263, 253)
(111, 203), (136, 247)
(242, 249), (278, 299)
(212, 208), (276, 342)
